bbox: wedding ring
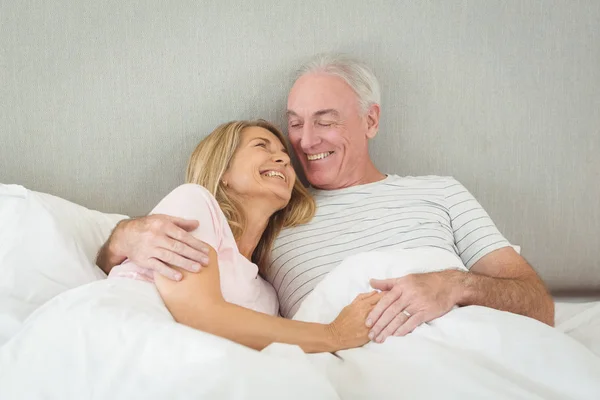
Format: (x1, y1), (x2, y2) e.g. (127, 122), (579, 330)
(402, 310), (411, 317)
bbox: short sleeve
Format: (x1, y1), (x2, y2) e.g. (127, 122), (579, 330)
(445, 178), (511, 269)
(149, 184), (229, 251)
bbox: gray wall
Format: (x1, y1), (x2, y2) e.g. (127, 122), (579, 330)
(1, 0), (599, 292)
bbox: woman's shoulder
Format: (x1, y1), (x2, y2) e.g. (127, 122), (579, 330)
(149, 183), (224, 229)
(167, 183), (214, 199)
(159, 184), (220, 209)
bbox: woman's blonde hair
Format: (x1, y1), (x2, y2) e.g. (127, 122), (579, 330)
(186, 120), (315, 273)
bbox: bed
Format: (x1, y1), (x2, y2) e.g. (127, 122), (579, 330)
(0, 184), (599, 399)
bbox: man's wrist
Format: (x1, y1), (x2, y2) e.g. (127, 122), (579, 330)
(109, 219), (131, 258)
(444, 269), (471, 306)
(97, 218), (129, 274)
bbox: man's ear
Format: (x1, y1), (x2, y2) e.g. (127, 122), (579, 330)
(365, 104), (380, 139)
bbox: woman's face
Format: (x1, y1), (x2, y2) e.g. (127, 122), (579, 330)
(222, 127), (295, 210)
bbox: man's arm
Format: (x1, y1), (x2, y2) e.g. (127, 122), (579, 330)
(366, 247), (554, 342)
(366, 178), (554, 342)
(445, 178), (554, 325)
(96, 219), (129, 275)
(95, 215), (209, 280)
(457, 246), (554, 325)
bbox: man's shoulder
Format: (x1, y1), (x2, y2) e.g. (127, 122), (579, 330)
(375, 174), (462, 191)
(309, 175), (464, 204)
(387, 174), (457, 183)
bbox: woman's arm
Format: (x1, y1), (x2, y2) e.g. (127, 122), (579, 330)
(147, 184), (376, 353)
(155, 246), (379, 353)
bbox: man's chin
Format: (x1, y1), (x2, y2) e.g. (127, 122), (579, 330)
(306, 172), (338, 190)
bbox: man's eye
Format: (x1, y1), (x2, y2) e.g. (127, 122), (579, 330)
(317, 122), (333, 127)
(289, 122), (302, 128)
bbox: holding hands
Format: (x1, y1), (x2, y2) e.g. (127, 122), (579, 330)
(366, 270), (462, 343)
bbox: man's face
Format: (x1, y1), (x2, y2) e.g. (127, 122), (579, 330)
(286, 73), (377, 190)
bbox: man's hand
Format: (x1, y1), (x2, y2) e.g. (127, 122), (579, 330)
(366, 270), (462, 342)
(101, 214), (210, 280)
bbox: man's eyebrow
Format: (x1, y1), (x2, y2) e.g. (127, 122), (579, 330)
(313, 109), (340, 118)
(285, 109), (340, 118)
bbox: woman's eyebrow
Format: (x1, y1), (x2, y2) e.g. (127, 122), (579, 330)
(251, 136), (288, 153)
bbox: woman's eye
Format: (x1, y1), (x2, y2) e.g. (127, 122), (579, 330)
(255, 142), (267, 148)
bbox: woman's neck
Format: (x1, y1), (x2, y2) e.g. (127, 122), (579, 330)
(236, 200), (274, 261)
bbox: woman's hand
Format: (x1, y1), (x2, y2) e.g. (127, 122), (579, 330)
(326, 291), (384, 351)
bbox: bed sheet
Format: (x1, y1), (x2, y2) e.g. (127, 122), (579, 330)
(555, 299), (600, 357)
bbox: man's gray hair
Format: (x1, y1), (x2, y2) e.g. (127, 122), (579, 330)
(296, 53), (381, 113)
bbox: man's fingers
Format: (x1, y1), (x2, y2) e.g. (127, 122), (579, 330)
(377, 312), (410, 342)
(394, 313), (425, 337)
(165, 223), (209, 255)
(165, 215), (200, 232)
(155, 247), (206, 273)
(366, 288), (401, 328)
(157, 235), (209, 270)
(369, 278), (395, 291)
(139, 267), (155, 280)
(368, 298), (407, 339)
(161, 223), (210, 271)
(147, 258), (182, 281)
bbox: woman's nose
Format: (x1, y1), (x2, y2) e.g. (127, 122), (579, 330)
(274, 151), (290, 165)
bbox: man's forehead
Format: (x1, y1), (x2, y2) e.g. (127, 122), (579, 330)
(288, 73), (358, 116)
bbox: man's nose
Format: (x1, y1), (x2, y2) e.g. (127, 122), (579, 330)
(300, 124), (321, 150)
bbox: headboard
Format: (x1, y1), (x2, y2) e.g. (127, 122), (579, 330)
(1, 1), (599, 293)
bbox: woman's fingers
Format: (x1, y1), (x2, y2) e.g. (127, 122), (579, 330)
(365, 288), (401, 328)
(368, 292), (411, 340)
(369, 292), (385, 305)
(354, 290), (379, 302)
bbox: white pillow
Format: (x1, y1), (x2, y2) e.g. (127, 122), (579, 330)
(0, 184), (127, 345)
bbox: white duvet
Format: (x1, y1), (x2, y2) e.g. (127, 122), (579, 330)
(1, 248), (599, 399)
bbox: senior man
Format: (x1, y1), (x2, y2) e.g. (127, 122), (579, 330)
(97, 54), (554, 343)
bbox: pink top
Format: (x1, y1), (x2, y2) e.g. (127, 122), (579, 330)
(109, 184), (279, 316)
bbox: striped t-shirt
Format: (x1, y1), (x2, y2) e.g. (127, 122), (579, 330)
(265, 175), (511, 318)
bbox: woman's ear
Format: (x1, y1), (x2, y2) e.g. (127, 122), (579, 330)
(365, 104), (380, 139)
(221, 170), (231, 188)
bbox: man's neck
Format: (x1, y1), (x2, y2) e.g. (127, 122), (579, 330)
(357, 161), (387, 186)
(314, 161), (386, 191)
